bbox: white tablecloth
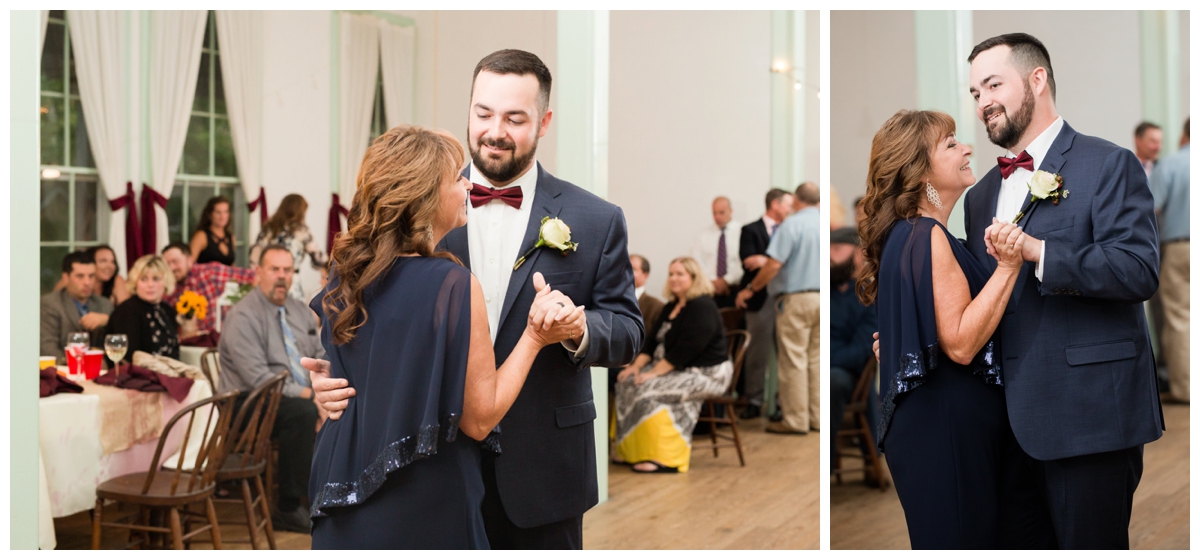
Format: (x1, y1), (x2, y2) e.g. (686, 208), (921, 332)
(38, 378), (213, 549)
(178, 345), (206, 369)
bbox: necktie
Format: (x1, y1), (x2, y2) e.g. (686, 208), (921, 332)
(716, 228), (727, 279)
(997, 151), (1035, 179)
(470, 183), (523, 209)
(278, 307), (310, 388)
(769, 223), (778, 239)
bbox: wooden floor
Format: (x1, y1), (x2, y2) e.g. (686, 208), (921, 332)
(830, 402), (1191, 550)
(584, 417), (820, 549)
(56, 419), (818, 550)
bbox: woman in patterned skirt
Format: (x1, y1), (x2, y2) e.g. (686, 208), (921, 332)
(614, 257), (732, 473)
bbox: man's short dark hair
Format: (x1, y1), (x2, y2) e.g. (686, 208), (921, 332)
(162, 241), (191, 256)
(968, 33), (1056, 100)
(630, 254), (650, 275)
(258, 244), (293, 267)
(765, 188), (791, 210)
(1184, 117), (1190, 139)
(472, 49), (553, 116)
(794, 182), (820, 205)
(1135, 121), (1161, 138)
(62, 250), (95, 274)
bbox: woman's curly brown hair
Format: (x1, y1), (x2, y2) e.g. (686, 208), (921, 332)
(322, 125), (466, 345)
(856, 110), (956, 306)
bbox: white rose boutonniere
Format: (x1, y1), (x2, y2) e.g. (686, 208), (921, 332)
(1013, 170), (1068, 223)
(514, 217), (580, 270)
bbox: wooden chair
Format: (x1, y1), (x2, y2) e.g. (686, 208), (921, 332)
(92, 389), (240, 549)
(199, 349), (220, 391)
(718, 306), (744, 333)
(198, 372), (288, 549)
(694, 329), (751, 466)
(833, 360), (888, 489)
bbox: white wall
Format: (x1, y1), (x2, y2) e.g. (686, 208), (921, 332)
(608, 11), (773, 292)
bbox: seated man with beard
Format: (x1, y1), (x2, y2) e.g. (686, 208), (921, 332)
(829, 226), (878, 475)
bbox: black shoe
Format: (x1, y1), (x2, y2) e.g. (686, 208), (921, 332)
(738, 404), (762, 419)
(271, 505), (312, 533)
(768, 409), (783, 423)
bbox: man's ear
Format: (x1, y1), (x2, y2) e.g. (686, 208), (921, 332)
(1029, 67), (1049, 97)
(538, 108), (554, 139)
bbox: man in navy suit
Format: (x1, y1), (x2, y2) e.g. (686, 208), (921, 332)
(306, 50), (643, 549)
(963, 33), (1163, 549)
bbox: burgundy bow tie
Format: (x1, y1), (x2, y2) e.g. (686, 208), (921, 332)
(470, 183), (523, 209)
(997, 150), (1035, 179)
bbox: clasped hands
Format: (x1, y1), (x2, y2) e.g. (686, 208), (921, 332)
(525, 272), (587, 347)
(983, 217), (1041, 269)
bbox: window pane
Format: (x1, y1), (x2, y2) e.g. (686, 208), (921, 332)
(41, 179), (70, 241)
(68, 41), (79, 96)
(41, 246), (71, 295)
(214, 117), (238, 178)
(228, 185), (248, 265)
(189, 186), (218, 241)
(41, 23), (65, 93)
(168, 183), (185, 244)
(213, 53), (227, 115)
(41, 95), (65, 166)
(194, 52), (210, 113)
(203, 14), (213, 50)
(70, 98), (94, 168)
(74, 178), (99, 242)
(50, 10), (65, 19)
(182, 115), (210, 175)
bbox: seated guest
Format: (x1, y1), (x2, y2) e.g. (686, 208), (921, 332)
(162, 241), (256, 333)
(108, 255), (180, 360)
(41, 251), (113, 362)
(613, 257), (732, 473)
(610, 254), (666, 393)
(829, 226), (878, 473)
(51, 244), (130, 305)
(190, 196), (237, 266)
(219, 244), (323, 533)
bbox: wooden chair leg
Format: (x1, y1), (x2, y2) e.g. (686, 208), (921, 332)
(168, 507), (184, 550)
(241, 479), (260, 549)
(138, 506), (152, 549)
(206, 497), (224, 549)
(859, 411), (886, 491)
(254, 474), (277, 549)
(707, 403), (719, 457)
(726, 402), (746, 467)
(92, 499), (104, 549)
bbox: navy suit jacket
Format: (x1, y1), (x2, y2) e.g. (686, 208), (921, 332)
(738, 219), (771, 311)
(440, 163), (644, 527)
(963, 121), (1164, 461)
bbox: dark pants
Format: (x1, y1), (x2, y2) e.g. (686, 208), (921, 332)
(236, 394), (317, 512)
(480, 452), (583, 549)
(1035, 445), (1144, 549)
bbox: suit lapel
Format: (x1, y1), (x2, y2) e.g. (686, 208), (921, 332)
(1007, 122), (1075, 310)
(61, 290), (83, 324)
(498, 163), (564, 332)
(976, 172), (1002, 274)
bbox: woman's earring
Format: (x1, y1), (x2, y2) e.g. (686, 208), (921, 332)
(926, 181), (943, 210)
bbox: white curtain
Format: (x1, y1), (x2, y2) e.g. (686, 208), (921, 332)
(147, 11), (207, 255)
(40, 11), (49, 54)
(67, 11), (133, 267)
(378, 22), (415, 129)
(214, 10), (265, 237)
(339, 13), (380, 204)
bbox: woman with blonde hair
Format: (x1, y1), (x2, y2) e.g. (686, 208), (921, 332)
(613, 256), (732, 473)
(107, 255), (180, 360)
(306, 125), (570, 549)
(249, 193), (329, 300)
(858, 109), (1031, 548)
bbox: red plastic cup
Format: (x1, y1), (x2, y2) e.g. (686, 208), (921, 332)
(65, 347), (85, 375)
(83, 350), (103, 379)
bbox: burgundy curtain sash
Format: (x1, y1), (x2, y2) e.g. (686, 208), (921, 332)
(108, 182), (143, 262)
(139, 184), (169, 257)
(327, 193), (350, 256)
(247, 186), (268, 227)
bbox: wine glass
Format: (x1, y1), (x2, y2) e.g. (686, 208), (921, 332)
(104, 334), (128, 374)
(66, 332), (89, 376)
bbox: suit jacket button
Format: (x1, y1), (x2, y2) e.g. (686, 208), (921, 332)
(1053, 288), (1061, 295)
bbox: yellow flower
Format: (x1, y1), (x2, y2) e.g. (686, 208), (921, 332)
(176, 291), (208, 320)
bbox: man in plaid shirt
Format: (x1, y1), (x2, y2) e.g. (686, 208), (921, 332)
(162, 241), (256, 333)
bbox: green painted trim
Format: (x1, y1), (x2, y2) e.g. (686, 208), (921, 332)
(330, 11), (341, 194)
(1140, 10), (1184, 158)
(769, 10), (792, 189)
(340, 10), (415, 28)
(792, 10), (806, 186)
(11, 10), (42, 550)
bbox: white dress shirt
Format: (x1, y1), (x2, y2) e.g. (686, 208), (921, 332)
(691, 220), (744, 286)
(466, 161), (588, 356)
(996, 116), (1062, 281)
(635, 285), (646, 300)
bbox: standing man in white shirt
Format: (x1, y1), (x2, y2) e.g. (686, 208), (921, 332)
(691, 196), (743, 308)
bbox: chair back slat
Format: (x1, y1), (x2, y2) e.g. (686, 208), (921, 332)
(718, 307), (744, 333)
(724, 329), (751, 395)
(200, 349), (220, 390)
(227, 372), (289, 470)
(850, 360), (877, 405)
(139, 390), (240, 498)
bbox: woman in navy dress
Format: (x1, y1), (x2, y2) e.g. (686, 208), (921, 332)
(306, 125), (575, 549)
(857, 110), (1035, 548)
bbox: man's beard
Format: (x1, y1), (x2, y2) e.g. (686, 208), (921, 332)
(984, 79), (1036, 150)
(469, 133), (538, 185)
(830, 257), (856, 288)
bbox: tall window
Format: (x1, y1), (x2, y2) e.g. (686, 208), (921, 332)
(40, 10), (103, 294)
(168, 11), (248, 265)
(369, 61), (387, 143)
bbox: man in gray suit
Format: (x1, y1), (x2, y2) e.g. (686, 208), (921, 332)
(41, 251), (113, 362)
